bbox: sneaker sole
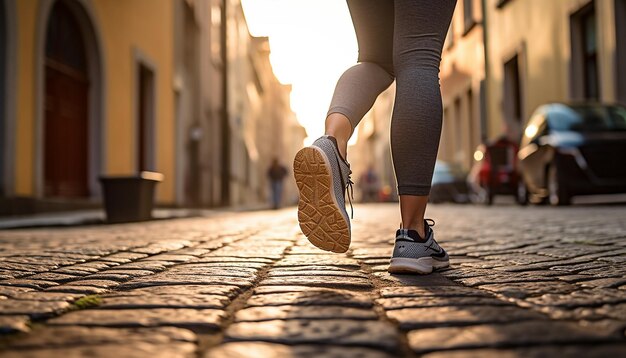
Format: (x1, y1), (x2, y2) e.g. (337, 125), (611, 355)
(294, 146), (350, 253)
(388, 257), (450, 274)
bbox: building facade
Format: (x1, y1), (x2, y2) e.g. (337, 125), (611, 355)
(0, 0), (302, 214)
(1, 0), (177, 214)
(440, 0), (626, 171)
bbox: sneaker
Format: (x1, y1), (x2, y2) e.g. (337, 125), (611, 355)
(294, 135), (353, 253)
(388, 220), (450, 274)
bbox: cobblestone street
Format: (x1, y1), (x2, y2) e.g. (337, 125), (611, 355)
(1, 203), (625, 357)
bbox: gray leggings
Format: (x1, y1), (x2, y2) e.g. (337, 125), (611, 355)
(328, 0), (457, 196)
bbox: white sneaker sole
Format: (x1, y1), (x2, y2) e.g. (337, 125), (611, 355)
(294, 146), (351, 253)
(388, 257), (450, 274)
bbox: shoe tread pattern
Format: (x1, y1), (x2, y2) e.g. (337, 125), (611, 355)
(294, 147), (350, 253)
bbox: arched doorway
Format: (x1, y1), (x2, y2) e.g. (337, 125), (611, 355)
(44, 1), (90, 197)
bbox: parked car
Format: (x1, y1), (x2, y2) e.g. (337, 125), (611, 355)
(467, 137), (523, 205)
(517, 102), (626, 205)
(429, 160), (469, 203)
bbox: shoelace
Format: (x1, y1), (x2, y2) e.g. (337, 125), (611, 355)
(346, 173), (354, 219)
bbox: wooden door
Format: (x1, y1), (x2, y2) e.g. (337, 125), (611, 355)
(43, 1), (89, 197)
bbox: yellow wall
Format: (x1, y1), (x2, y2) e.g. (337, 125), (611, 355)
(93, 0), (175, 202)
(13, 0), (175, 202)
(486, 0), (618, 137)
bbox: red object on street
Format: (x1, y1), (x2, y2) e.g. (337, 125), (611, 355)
(468, 136), (523, 205)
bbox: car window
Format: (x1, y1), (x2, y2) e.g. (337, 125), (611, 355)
(548, 104), (626, 132)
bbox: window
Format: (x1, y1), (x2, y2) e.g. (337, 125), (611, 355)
(616, 0), (626, 103)
(503, 54), (522, 124)
(582, 8), (599, 99)
(497, 0), (513, 9)
(463, 0), (478, 34)
(570, 3), (599, 100)
(137, 63), (155, 172)
(453, 97), (463, 164)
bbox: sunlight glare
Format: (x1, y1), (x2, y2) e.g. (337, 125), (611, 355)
(241, 0), (358, 144)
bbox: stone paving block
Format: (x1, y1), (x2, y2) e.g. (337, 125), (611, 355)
(114, 261), (174, 271)
(181, 261), (269, 270)
(252, 285), (326, 294)
(167, 266), (259, 278)
(99, 252), (149, 263)
(67, 279), (121, 288)
(142, 254), (199, 262)
(0, 315), (30, 333)
(48, 308), (225, 329)
(133, 242), (191, 255)
(363, 258), (390, 266)
(0, 343), (198, 358)
(407, 320), (618, 353)
(11, 291), (82, 301)
(556, 274), (597, 283)
(379, 286), (492, 298)
(46, 285), (108, 295)
(421, 344), (626, 358)
(376, 296), (510, 310)
(206, 342), (395, 358)
(208, 249), (284, 260)
(477, 281), (579, 299)
(458, 272), (559, 287)
(98, 269), (157, 277)
(0, 299), (70, 318)
(351, 248), (395, 260)
(113, 285), (242, 299)
(493, 257), (597, 273)
(439, 268), (493, 280)
(194, 257), (273, 264)
(225, 319), (399, 350)
(99, 294), (230, 309)
(118, 274), (255, 289)
(0, 262), (55, 273)
(0, 280), (59, 290)
(372, 272), (456, 286)
(527, 289), (626, 308)
(4, 326), (196, 348)
(578, 277), (626, 289)
(0, 286), (34, 297)
(260, 276), (372, 289)
(274, 256), (361, 268)
(81, 273), (132, 282)
(267, 269), (368, 279)
(577, 265), (626, 278)
(173, 248), (213, 256)
(246, 289), (373, 308)
(235, 305), (378, 322)
(386, 305), (546, 329)
(26, 273), (80, 283)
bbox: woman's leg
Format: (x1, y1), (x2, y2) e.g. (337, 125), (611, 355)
(391, 0), (457, 237)
(326, 0), (395, 159)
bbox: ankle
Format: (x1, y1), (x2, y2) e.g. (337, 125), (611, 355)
(334, 138), (348, 161)
(403, 222), (426, 238)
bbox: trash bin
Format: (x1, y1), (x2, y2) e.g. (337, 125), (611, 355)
(100, 171), (164, 223)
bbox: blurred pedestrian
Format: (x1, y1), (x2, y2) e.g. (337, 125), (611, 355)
(359, 166), (379, 202)
(267, 158), (288, 210)
(294, 0), (456, 274)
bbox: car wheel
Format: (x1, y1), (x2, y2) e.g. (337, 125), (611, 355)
(516, 179), (528, 206)
(548, 164), (571, 206)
